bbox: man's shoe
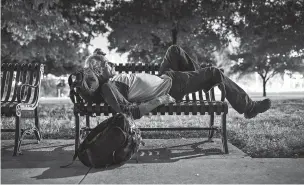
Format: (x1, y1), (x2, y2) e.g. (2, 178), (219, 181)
(244, 98), (271, 119)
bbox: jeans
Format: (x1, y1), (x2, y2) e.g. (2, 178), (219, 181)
(159, 45), (254, 114)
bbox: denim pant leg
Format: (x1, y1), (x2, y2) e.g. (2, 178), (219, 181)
(160, 45), (254, 114)
(158, 45), (200, 75)
(182, 67), (254, 114)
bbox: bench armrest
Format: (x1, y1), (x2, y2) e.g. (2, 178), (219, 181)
(17, 83), (39, 103)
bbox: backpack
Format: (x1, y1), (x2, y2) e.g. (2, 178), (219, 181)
(68, 67), (104, 104)
(61, 113), (143, 168)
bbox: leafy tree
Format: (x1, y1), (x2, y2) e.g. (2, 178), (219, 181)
(102, 0), (234, 65)
(228, 0), (304, 96)
(1, 0), (107, 75)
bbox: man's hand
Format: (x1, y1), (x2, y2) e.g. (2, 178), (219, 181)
(156, 94), (175, 105)
(138, 94), (175, 117)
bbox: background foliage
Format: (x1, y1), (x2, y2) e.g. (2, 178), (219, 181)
(2, 0), (304, 95)
(40, 78), (69, 97)
(227, 0), (304, 96)
(1, 0), (107, 75)
(103, 0), (234, 65)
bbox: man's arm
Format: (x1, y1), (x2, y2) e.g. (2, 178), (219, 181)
(101, 83), (141, 119)
(101, 83), (175, 119)
(138, 94), (175, 116)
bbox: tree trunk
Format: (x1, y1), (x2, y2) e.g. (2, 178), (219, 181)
(262, 78), (267, 97)
(171, 22), (178, 45)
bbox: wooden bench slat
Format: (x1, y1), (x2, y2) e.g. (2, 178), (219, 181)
(192, 102), (198, 115)
(168, 103), (174, 115)
(191, 92), (196, 101)
(152, 107), (157, 115)
(3, 65), (15, 102)
(24, 64), (35, 103)
(95, 104), (101, 116)
(216, 102), (222, 115)
(185, 94), (190, 101)
(137, 63), (143, 72)
(131, 63), (136, 73)
(10, 64), (22, 102)
(117, 63), (123, 73)
(205, 91), (210, 101)
(103, 103), (109, 116)
(1, 65), (8, 100)
(86, 104), (93, 115)
(19, 65), (29, 102)
(200, 102), (206, 115)
(31, 66), (41, 104)
(28, 64), (41, 104)
(108, 105), (115, 114)
(151, 64), (157, 75)
(144, 64), (149, 73)
(210, 88), (215, 101)
(175, 102), (181, 115)
(198, 91), (203, 101)
(184, 103), (190, 115)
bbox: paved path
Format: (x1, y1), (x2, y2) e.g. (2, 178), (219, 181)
(1, 139), (304, 184)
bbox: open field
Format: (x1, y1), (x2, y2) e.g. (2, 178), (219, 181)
(1, 98), (304, 158)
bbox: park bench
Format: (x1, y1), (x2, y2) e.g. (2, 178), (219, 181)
(69, 63), (229, 154)
(1, 63), (44, 156)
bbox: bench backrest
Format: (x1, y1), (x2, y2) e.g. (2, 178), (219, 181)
(1, 63), (44, 105)
(115, 63), (216, 101)
(69, 63), (217, 104)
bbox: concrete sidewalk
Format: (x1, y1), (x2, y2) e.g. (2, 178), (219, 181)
(1, 139), (304, 184)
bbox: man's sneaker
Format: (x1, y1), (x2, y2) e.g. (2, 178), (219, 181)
(244, 99), (271, 119)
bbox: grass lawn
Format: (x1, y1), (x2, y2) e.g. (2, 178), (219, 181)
(1, 98), (304, 158)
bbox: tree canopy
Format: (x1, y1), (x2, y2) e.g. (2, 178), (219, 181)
(228, 0), (304, 96)
(102, 0), (235, 65)
(1, 0), (107, 75)
(2, 0), (303, 86)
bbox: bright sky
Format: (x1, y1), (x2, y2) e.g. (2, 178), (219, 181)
(88, 33), (129, 64)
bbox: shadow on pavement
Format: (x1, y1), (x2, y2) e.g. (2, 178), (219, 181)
(131, 140), (222, 163)
(1, 140), (223, 180)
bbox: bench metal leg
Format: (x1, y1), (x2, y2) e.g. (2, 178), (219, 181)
(221, 113), (229, 154)
(34, 107), (42, 143)
(13, 116), (22, 156)
(75, 114), (80, 152)
(86, 115), (90, 128)
(208, 113), (215, 140)
(83, 115), (90, 139)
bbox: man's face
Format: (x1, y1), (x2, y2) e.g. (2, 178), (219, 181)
(101, 61), (116, 79)
(86, 55), (116, 80)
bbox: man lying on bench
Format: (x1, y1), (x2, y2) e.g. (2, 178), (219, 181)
(76, 45), (271, 120)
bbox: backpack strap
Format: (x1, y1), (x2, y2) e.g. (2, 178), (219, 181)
(60, 139), (92, 168)
(60, 149), (79, 168)
(85, 149), (95, 168)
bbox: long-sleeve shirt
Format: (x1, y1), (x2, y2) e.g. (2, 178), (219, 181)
(100, 73), (172, 119)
